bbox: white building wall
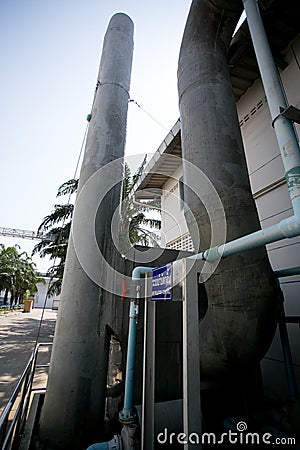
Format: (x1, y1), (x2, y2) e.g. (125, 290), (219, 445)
(159, 35), (300, 398)
(161, 166), (193, 250)
(237, 36), (300, 399)
(34, 278), (60, 309)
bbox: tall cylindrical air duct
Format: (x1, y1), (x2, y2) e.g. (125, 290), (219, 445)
(178, 0), (278, 377)
(40, 13), (134, 449)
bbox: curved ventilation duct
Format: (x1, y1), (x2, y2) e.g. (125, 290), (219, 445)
(178, 0), (278, 377)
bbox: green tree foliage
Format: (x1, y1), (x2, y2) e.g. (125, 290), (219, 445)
(119, 155), (161, 253)
(0, 244), (41, 306)
(32, 179), (78, 296)
(33, 158), (161, 295)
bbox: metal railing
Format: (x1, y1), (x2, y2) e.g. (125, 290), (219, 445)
(0, 342), (53, 450)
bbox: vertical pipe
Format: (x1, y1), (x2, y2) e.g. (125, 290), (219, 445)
(40, 13), (134, 449)
(182, 259), (202, 449)
(243, 0), (300, 215)
(121, 294), (139, 419)
(132, 263), (202, 446)
(122, 300), (138, 419)
(141, 281), (156, 450)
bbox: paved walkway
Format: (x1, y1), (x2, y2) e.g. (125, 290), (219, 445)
(0, 308), (57, 414)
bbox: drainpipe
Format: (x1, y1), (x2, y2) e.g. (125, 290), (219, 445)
(243, 0), (300, 214)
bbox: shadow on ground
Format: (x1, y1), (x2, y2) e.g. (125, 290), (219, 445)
(0, 310), (57, 413)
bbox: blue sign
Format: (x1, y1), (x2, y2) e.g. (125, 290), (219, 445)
(151, 263), (173, 301)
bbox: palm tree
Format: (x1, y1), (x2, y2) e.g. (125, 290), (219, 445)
(32, 179), (78, 295)
(33, 158), (161, 294)
(119, 155), (161, 253)
(0, 244), (20, 304)
(0, 244), (41, 305)
(14, 253), (42, 304)
(0, 244), (13, 305)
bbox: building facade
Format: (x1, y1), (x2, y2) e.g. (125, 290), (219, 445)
(134, 33), (300, 400)
(34, 278), (60, 310)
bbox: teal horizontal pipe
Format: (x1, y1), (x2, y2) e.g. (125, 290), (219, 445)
(188, 212), (300, 263)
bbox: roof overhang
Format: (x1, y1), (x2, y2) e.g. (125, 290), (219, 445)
(134, 120), (182, 199)
(134, 0), (299, 197)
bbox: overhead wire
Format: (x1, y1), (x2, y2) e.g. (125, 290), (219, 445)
(33, 98), (94, 349)
(128, 99), (175, 136)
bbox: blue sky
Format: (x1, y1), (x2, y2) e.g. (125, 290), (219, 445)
(0, 0), (192, 271)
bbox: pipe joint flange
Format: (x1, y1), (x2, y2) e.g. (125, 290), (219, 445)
(129, 302), (138, 319)
(203, 245), (222, 262)
(279, 216), (300, 239)
(119, 408), (137, 425)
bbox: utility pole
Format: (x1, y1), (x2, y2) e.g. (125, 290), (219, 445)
(40, 13), (134, 449)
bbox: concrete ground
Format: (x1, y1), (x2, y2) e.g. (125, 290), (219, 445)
(0, 307), (57, 414)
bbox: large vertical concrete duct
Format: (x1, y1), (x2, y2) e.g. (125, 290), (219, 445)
(40, 13), (134, 449)
(178, 0), (278, 377)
